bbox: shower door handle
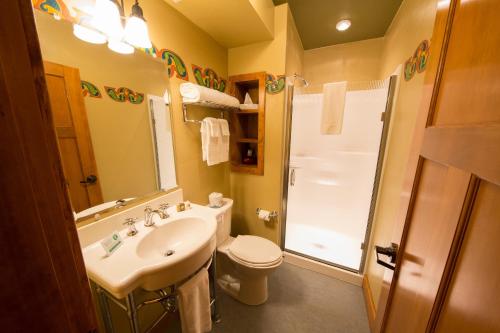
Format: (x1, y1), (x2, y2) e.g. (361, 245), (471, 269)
(290, 168), (296, 186)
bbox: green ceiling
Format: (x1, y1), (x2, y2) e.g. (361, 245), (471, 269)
(274, 0), (403, 50)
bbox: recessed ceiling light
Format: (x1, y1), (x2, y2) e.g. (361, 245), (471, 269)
(336, 19), (351, 32)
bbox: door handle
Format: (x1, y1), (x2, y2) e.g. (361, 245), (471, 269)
(290, 168), (296, 186)
(80, 174), (98, 185)
(375, 243), (398, 270)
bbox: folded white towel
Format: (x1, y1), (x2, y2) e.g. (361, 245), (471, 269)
(177, 268), (212, 333)
(180, 82), (240, 109)
(321, 82), (347, 135)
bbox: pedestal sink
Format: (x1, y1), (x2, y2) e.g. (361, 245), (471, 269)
(82, 208), (217, 299)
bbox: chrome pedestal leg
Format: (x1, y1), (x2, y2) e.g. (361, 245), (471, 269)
(125, 292), (140, 333)
(95, 284), (115, 333)
(209, 250), (221, 323)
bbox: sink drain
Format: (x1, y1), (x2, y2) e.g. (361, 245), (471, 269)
(163, 249), (175, 257)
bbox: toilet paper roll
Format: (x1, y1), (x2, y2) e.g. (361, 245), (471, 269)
(258, 209), (271, 222)
(209, 192), (223, 208)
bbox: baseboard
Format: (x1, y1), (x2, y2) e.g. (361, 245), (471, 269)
(362, 275), (377, 332)
(283, 251), (362, 286)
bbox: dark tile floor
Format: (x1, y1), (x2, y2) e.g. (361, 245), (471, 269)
(211, 263), (370, 333)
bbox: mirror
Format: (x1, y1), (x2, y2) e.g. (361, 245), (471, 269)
(34, 10), (177, 221)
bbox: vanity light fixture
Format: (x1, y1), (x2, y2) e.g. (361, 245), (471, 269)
(73, 23), (107, 44)
(108, 39), (135, 54)
(336, 19), (351, 32)
(93, 0), (124, 40)
(71, 0), (152, 54)
(123, 1), (153, 49)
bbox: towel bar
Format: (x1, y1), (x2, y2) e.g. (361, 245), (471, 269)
(182, 101), (236, 124)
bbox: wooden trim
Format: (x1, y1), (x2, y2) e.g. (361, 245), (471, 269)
(362, 275), (377, 332)
(421, 125), (500, 184)
(0, 1), (97, 331)
(426, 175), (480, 332)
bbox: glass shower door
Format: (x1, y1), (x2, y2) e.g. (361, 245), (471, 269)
(284, 86), (389, 271)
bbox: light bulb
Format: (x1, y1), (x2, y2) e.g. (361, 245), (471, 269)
(108, 39), (135, 54)
(93, 0), (124, 40)
(336, 19), (351, 32)
(73, 24), (107, 44)
(123, 16), (152, 49)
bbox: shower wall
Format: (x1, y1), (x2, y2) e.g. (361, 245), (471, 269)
(285, 87), (389, 270)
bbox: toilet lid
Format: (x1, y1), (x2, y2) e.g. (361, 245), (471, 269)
(228, 235), (282, 265)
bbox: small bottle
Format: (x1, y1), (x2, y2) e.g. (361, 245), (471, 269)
(242, 148), (254, 164)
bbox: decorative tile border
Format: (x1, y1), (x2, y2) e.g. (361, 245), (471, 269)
(404, 40), (430, 81)
(32, 0), (73, 20)
(265, 74), (286, 94)
(104, 87), (145, 104)
(81, 80), (102, 98)
(157, 49), (189, 81)
(192, 65), (226, 92)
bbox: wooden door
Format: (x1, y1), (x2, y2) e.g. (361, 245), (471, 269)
(0, 1), (97, 331)
(379, 0), (500, 331)
(44, 61), (103, 212)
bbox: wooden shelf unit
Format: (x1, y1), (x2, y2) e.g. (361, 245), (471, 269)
(229, 72), (266, 175)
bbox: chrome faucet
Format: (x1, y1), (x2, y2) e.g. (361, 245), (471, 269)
(144, 204), (170, 227)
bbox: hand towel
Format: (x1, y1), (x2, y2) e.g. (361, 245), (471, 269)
(218, 119), (230, 163)
(321, 81), (347, 135)
(200, 119), (209, 162)
(177, 268), (212, 333)
(201, 118), (218, 165)
(206, 118), (222, 166)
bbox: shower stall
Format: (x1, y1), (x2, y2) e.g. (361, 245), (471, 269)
(281, 75), (396, 273)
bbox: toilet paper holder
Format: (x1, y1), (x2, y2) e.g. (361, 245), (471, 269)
(256, 208), (278, 222)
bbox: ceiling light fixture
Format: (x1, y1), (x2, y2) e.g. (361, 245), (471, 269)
(123, 1), (152, 49)
(336, 19), (351, 32)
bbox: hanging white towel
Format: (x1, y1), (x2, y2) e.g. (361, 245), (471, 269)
(177, 268), (212, 333)
(218, 119), (230, 163)
(201, 118), (218, 165)
(321, 81), (347, 135)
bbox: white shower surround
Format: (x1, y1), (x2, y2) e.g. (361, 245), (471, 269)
(285, 88), (389, 270)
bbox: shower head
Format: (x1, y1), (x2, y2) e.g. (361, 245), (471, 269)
(286, 74), (309, 87)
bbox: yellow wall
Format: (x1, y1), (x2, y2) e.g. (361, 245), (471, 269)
(228, 4), (289, 244)
(366, 0), (438, 307)
(35, 11), (167, 202)
(303, 37), (384, 85)
(285, 6), (304, 76)
(122, 0), (231, 204)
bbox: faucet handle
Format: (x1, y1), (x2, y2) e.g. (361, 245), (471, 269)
(123, 217), (138, 236)
(123, 217), (138, 225)
(159, 203), (170, 210)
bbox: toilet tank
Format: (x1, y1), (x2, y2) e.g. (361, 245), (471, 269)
(209, 198), (233, 247)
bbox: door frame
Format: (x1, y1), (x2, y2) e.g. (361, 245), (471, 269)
(0, 1), (97, 331)
(279, 77), (398, 273)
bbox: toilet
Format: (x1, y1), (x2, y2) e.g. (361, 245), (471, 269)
(211, 198), (283, 305)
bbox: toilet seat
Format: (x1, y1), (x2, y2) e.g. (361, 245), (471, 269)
(228, 235), (283, 267)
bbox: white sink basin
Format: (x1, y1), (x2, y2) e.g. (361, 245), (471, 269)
(136, 217), (207, 260)
(81, 207), (217, 299)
